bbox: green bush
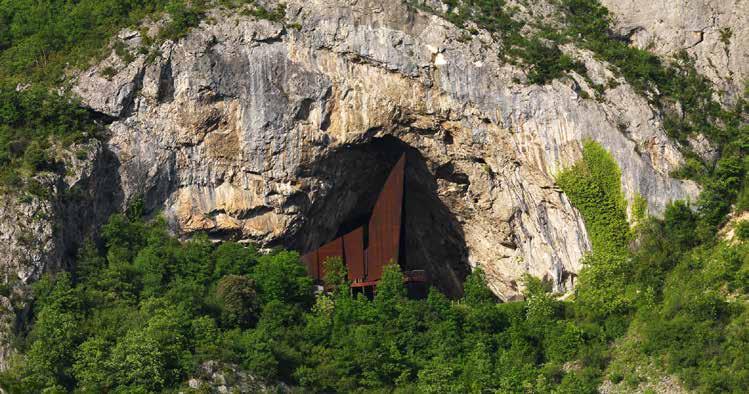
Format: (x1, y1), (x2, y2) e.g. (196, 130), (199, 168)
(523, 38), (586, 84)
(215, 275), (259, 328)
(736, 220), (749, 241)
(158, 1), (205, 41)
(241, 3), (287, 23)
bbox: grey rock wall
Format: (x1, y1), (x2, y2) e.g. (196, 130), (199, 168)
(0, 0), (709, 321)
(0, 139), (121, 369)
(601, 0), (749, 103)
(68, 0), (697, 300)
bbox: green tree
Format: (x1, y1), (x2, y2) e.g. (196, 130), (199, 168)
(374, 263), (406, 316)
(212, 241), (257, 279)
(109, 329), (165, 391)
(21, 273), (81, 391)
(462, 267), (496, 306)
(322, 256), (348, 293)
(663, 200), (698, 250)
(416, 356), (460, 393)
(735, 220), (749, 241)
(176, 232), (214, 287)
(72, 337), (113, 391)
(460, 341), (494, 392)
(191, 316), (221, 360)
(74, 240), (105, 284)
(215, 275), (259, 328)
(251, 250), (313, 306)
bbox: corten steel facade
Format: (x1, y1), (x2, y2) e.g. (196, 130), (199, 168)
(301, 154), (424, 288)
(366, 155), (405, 281)
(342, 227), (365, 281)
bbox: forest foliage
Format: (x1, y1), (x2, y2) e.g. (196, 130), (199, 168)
(556, 141), (749, 392)
(0, 210), (602, 393)
(1, 141), (747, 392)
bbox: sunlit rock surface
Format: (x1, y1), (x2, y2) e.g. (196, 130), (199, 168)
(2, 0), (704, 317)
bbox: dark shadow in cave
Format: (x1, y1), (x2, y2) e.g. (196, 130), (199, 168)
(290, 136), (470, 297)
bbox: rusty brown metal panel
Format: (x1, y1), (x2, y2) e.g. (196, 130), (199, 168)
(342, 227), (365, 281)
(366, 154), (405, 281)
(302, 251), (319, 281)
(317, 237), (344, 281)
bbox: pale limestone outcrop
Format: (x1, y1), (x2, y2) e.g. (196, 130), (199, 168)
(0, 141), (115, 285)
(600, 0), (749, 103)
(719, 211), (749, 243)
(64, 0), (698, 300)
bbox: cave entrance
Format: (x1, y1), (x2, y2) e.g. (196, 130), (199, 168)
(293, 136), (469, 297)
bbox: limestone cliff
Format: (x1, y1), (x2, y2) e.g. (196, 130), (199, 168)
(601, 0), (748, 103)
(65, 0), (700, 300)
(2, 0), (704, 305)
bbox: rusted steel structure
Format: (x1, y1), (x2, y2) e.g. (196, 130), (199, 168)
(301, 154), (425, 289)
(342, 227), (365, 281)
(366, 155), (405, 281)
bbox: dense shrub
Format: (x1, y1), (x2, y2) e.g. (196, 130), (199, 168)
(0, 211), (615, 392)
(522, 37), (586, 85)
(215, 275), (259, 328)
(737, 221), (749, 241)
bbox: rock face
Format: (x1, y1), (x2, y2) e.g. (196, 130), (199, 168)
(64, 0), (702, 300)
(0, 141), (119, 284)
(0, 0), (708, 368)
(601, 0), (749, 103)
(0, 140), (122, 368)
(187, 360), (290, 393)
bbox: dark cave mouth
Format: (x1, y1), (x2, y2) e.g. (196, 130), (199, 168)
(293, 136), (470, 297)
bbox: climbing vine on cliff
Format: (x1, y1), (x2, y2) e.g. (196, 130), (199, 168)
(556, 140), (629, 254)
(556, 140), (636, 319)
